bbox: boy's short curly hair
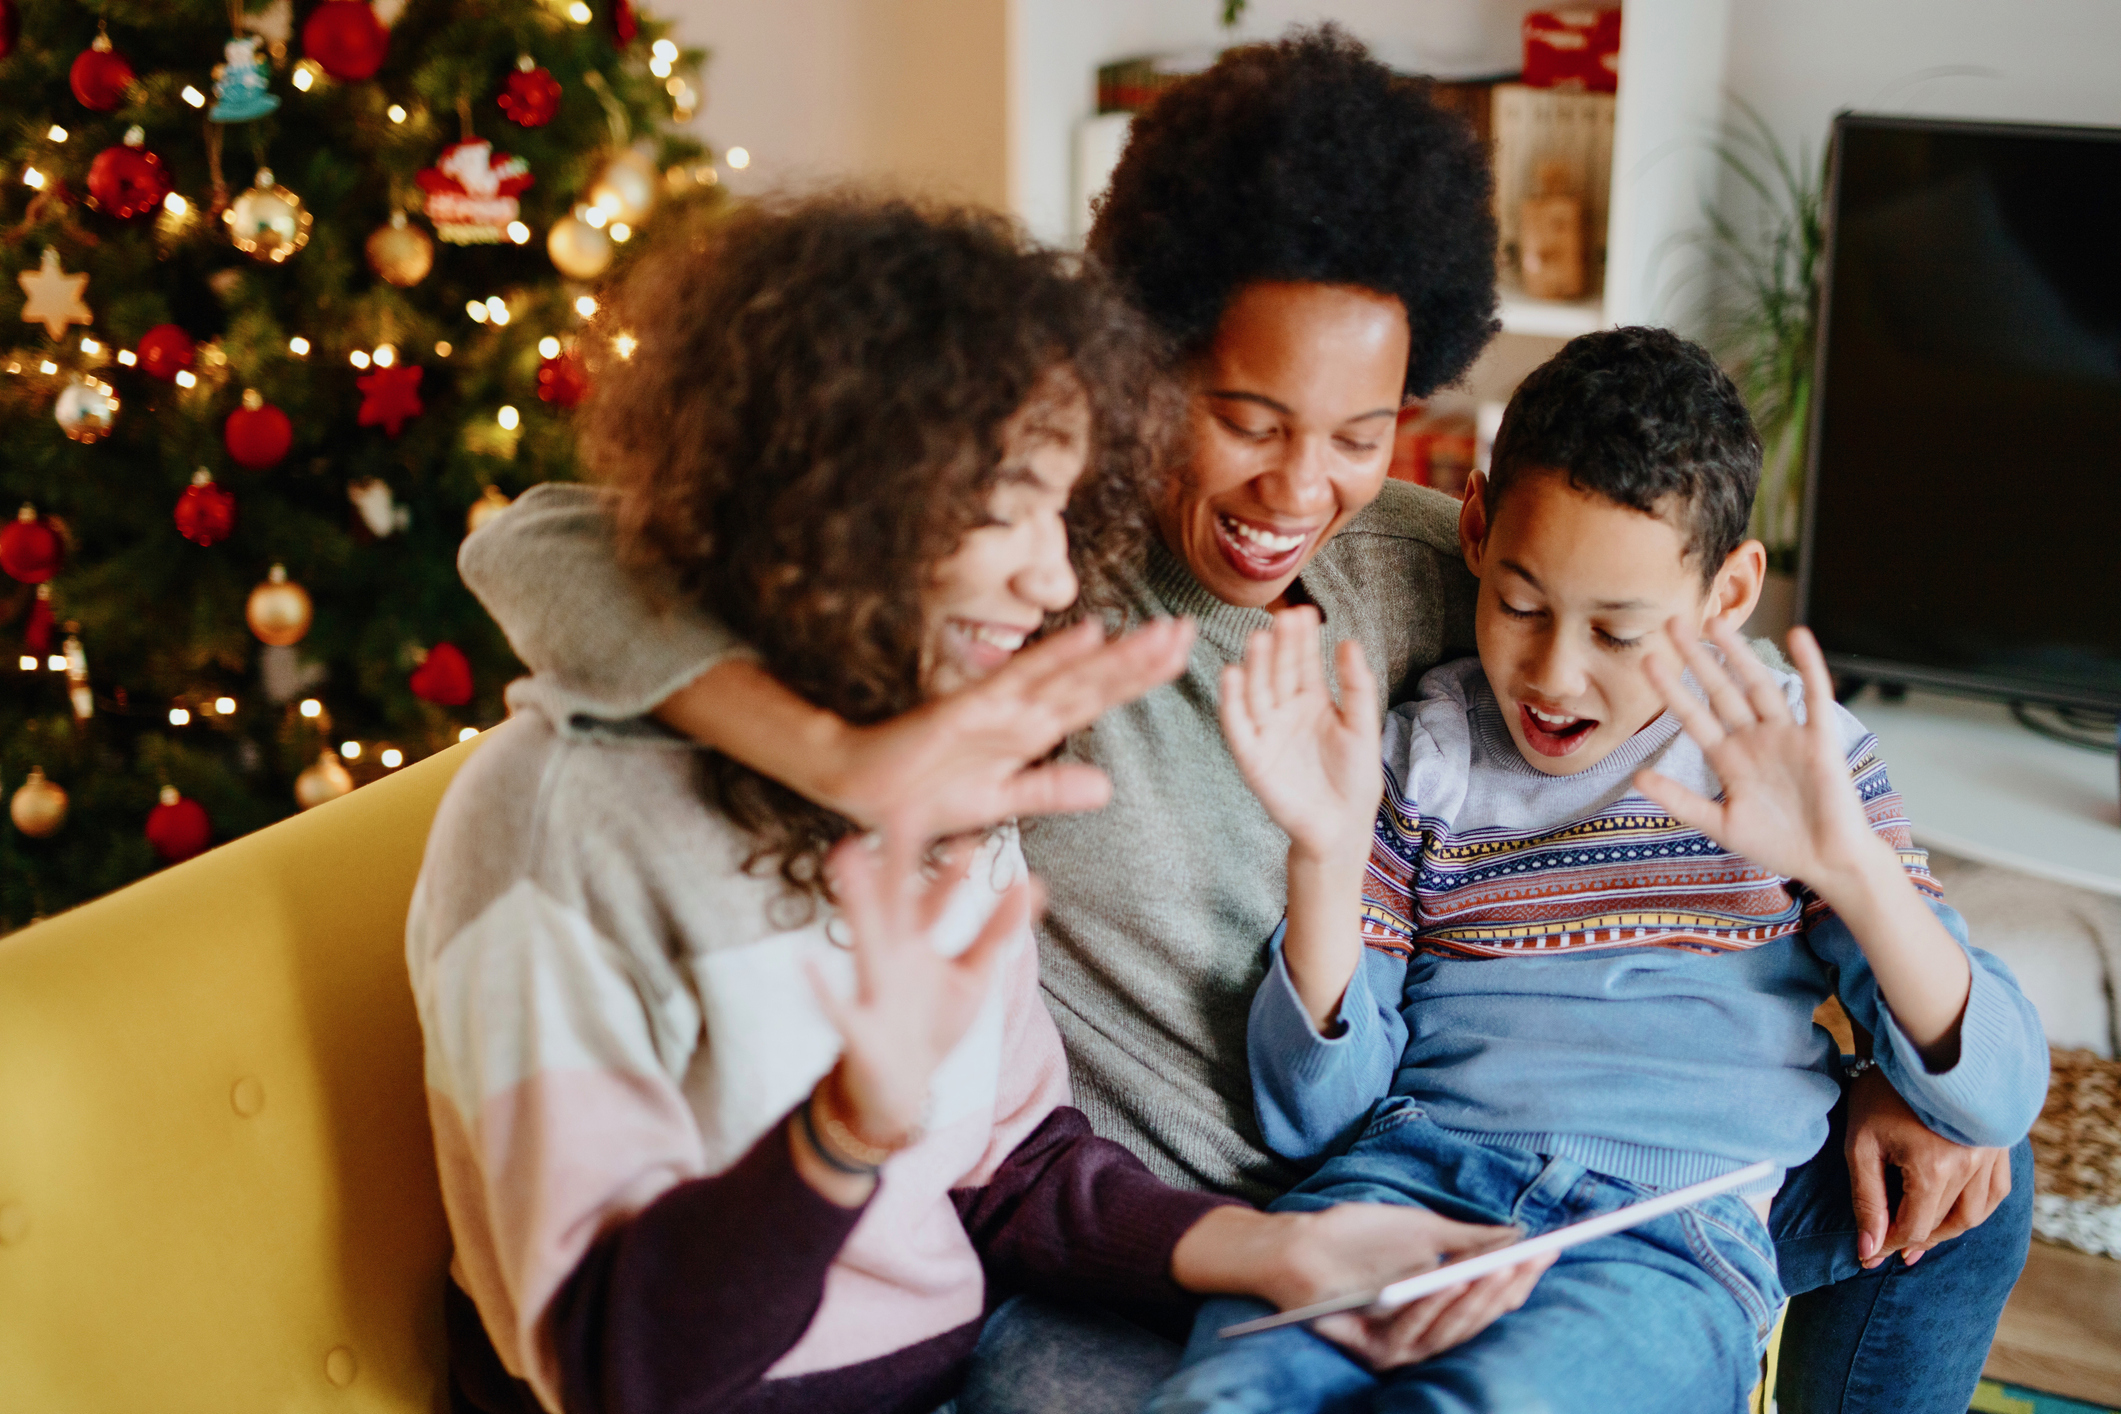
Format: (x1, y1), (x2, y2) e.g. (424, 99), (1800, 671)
(583, 193), (1179, 903)
(1087, 24), (1498, 398)
(1487, 326), (1763, 580)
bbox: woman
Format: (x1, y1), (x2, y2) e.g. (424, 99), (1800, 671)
(460, 30), (2031, 1414)
(414, 196), (1540, 1414)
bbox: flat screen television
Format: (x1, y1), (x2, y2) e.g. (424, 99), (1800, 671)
(1798, 113), (2121, 711)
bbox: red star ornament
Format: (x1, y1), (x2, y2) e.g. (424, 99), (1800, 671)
(356, 363), (423, 436)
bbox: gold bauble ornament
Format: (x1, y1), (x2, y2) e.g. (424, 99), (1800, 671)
(54, 377), (119, 444)
(10, 766), (69, 838)
(364, 211), (434, 288)
(294, 749), (354, 810)
(224, 168), (313, 264)
(466, 484), (513, 535)
(246, 562), (314, 646)
(546, 210), (613, 280)
(588, 149), (658, 226)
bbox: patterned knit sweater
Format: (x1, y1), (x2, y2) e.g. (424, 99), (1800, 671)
(1249, 658), (2050, 1196)
(406, 679), (1231, 1414)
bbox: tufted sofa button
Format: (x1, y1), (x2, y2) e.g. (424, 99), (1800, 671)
(230, 1076), (266, 1117)
(0, 1202), (26, 1245)
(325, 1345), (358, 1387)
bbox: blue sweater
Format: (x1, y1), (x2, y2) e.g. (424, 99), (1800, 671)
(1249, 659), (2049, 1195)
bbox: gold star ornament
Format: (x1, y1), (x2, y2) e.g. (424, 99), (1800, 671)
(18, 247), (91, 342)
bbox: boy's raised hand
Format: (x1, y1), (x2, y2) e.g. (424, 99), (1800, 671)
(1218, 606), (1383, 863)
(1633, 623), (1887, 890)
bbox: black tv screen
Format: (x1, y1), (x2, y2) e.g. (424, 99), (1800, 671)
(1799, 113), (2121, 710)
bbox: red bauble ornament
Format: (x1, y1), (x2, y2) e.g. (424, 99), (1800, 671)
(409, 642), (474, 707)
(174, 470), (237, 547)
(356, 363), (423, 436)
(536, 348), (590, 409)
(146, 785), (212, 863)
(0, 2), (18, 62)
(302, 0), (389, 81)
(612, 0), (638, 46)
(1, 506), (63, 584)
(70, 36), (135, 113)
(86, 141), (169, 220)
(225, 389), (293, 470)
(136, 323), (196, 381)
(499, 65), (562, 127)
(23, 584), (53, 655)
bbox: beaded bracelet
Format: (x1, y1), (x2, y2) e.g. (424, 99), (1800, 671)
(798, 1091), (884, 1177)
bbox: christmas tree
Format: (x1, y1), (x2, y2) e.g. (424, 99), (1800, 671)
(0, 0), (716, 924)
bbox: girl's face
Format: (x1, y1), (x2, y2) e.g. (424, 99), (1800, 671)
(1155, 281), (1411, 610)
(920, 376), (1091, 696)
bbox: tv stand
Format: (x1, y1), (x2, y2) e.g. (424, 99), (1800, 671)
(1843, 686), (2121, 897)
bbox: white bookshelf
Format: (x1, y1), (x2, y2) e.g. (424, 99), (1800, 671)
(1048, 0), (1734, 340)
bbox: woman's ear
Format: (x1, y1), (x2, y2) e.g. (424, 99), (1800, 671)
(1458, 471), (1491, 578)
(1703, 538), (1767, 634)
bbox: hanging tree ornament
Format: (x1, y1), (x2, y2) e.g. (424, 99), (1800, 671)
(175, 469), (237, 547)
(225, 388), (293, 469)
(62, 630), (90, 722)
(224, 168), (312, 263)
(11, 767), (68, 838)
(364, 211), (434, 287)
(409, 642), (473, 706)
(0, 2), (19, 63)
(146, 786), (213, 863)
(545, 207), (613, 280)
(54, 377), (119, 443)
(589, 148), (658, 226)
(18, 248), (92, 342)
(355, 363), (423, 436)
(0, 506), (62, 584)
(465, 484), (512, 535)
(499, 56), (562, 127)
(302, 0), (389, 81)
(610, 0), (639, 47)
(347, 476), (410, 537)
(209, 35), (280, 122)
(247, 563), (312, 646)
(536, 346), (589, 408)
(23, 583), (54, 655)
(416, 139), (533, 244)
(87, 127), (172, 220)
(70, 26), (135, 113)
(136, 323), (197, 381)
(294, 749), (353, 810)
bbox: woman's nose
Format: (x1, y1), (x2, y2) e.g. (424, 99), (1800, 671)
(1017, 526), (1079, 614)
(1251, 436), (1337, 518)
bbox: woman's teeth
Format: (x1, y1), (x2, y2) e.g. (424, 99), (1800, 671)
(1218, 514), (1306, 556)
(958, 622), (1027, 651)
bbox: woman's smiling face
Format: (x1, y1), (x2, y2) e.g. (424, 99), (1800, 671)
(1155, 281), (1411, 609)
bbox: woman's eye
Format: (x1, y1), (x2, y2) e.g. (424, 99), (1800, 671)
(1218, 416), (1273, 442)
(1335, 437), (1381, 455)
(1499, 601), (1541, 620)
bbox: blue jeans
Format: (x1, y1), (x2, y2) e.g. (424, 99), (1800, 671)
(1146, 1096), (1785, 1414)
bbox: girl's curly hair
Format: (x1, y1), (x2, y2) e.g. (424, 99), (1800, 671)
(582, 193), (1180, 907)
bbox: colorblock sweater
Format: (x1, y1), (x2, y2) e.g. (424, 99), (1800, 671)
(405, 679), (1232, 1414)
(1248, 658), (2050, 1196)
(459, 480), (1479, 1202)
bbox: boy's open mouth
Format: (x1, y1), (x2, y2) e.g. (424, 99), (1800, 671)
(1518, 702), (1599, 757)
(1213, 511), (1313, 581)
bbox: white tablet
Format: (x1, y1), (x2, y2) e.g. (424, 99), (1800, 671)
(1219, 1159), (1777, 1338)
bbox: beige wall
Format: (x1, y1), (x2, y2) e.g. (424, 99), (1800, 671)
(654, 0), (1009, 211)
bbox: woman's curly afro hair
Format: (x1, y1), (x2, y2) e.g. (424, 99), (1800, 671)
(583, 192), (1177, 906)
(1088, 24), (1499, 398)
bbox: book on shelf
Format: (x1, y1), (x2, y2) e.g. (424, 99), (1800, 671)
(1491, 83), (1615, 306)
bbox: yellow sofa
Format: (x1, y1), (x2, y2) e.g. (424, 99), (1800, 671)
(0, 739), (477, 1413)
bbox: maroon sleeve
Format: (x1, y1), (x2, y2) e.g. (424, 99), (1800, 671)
(950, 1105), (1246, 1314)
(545, 1104), (867, 1414)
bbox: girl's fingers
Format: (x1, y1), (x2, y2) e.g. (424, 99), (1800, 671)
(1643, 647), (1726, 750)
(1710, 620), (1793, 726)
(1666, 618), (1756, 730)
(914, 840), (976, 934)
(1634, 767), (1726, 837)
(952, 878), (1033, 991)
(827, 836), (889, 1004)
(802, 956), (856, 1039)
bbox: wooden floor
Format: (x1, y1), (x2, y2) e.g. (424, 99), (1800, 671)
(1986, 1239), (2121, 1407)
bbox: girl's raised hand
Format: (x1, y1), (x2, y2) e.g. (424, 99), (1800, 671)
(1633, 622), (1885, 889)
(1218, 606), (1383, 864)
(806, 818), (1033, 1153)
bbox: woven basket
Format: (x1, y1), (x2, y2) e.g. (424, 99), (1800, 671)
(2031, 1047), (2121, 1258)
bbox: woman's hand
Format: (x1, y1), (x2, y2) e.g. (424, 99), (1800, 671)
(796, 820), (1031, 1200)
(662, 618), (1195, 840)
(1171, 1203), (1552, 1371)
(1844, 1066), (2013, 1269)
(1219, 607), (1382, 864)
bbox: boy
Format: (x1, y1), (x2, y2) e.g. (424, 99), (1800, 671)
(1147, 327), (2047, 1413)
